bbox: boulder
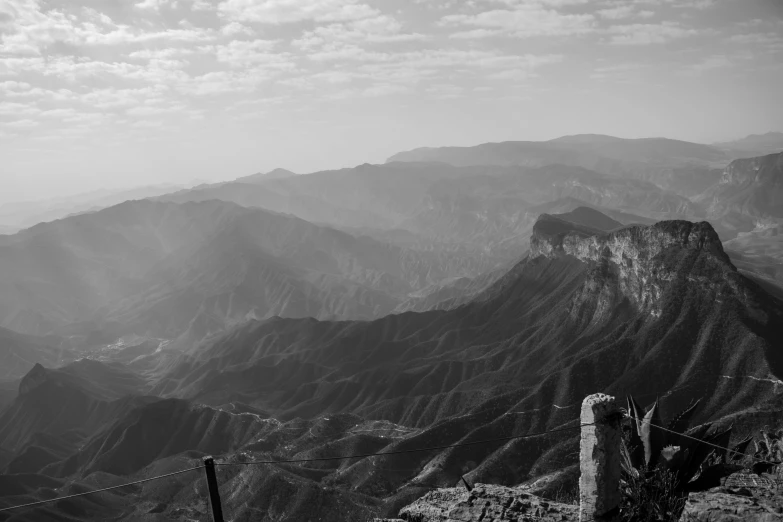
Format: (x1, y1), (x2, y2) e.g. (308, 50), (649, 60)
(396, 483), (577, 522)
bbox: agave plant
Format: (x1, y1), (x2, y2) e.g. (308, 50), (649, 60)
(621, 395), (751, 494)
(751, 426), (783, 475)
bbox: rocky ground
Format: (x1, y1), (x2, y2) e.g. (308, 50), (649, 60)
(374, 483), (577, 522)
(680, 472), (783, 522)
(374, 471), (783, 522)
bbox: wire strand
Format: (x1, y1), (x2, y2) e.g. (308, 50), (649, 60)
(0, 465), (203, 513)
(625, 413), (771, 465)
(214, 422), (592, 467)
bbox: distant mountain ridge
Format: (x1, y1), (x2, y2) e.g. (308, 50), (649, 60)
(0, 198), (503, 344)
(714, 132), (783, 157)
(387, 135), (730, 194)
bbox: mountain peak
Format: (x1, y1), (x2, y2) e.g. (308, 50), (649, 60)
(530, 216), (734, 317)
(18, 363), (50, 395)
(234, 168), (296, 184)
(531, 215), (727, 262)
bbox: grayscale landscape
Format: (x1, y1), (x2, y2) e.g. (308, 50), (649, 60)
(1, 0), (782, 521)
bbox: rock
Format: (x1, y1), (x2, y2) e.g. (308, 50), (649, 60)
(397, 483), (578, 522)
(679, 487), (783, 521)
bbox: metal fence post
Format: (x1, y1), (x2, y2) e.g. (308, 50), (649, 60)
(202, 456), (225, 522)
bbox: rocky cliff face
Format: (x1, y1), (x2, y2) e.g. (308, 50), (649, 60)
(530, 215), (736, 318)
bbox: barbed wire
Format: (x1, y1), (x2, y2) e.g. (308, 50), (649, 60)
(213, 422), (592, 467)
(624, 413), (777, 466)
(0, 465), (203, 513)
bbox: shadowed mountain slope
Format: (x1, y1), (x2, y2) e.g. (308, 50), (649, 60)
(0, 360), (151, 454)
(41, 398), (268, 478)
(2, 216), (782, 521)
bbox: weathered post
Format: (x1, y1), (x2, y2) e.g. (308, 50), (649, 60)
(202, 456), (225, 522)
(579, 393), (622, 522)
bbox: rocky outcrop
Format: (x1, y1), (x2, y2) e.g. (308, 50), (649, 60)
(680, 486), (783, 521)
(530, 215), (736, 317)
(393, 484), (578, 521)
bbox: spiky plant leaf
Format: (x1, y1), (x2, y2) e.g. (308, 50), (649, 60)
(704, 425), (733, 464)
(627, 395), (645, 437)
(666, 399), (700, 447)
(620, 439), (640, 479)
(626, 395), (646, 469)
(640, 400), (666, 468)
(730, 433), (753, 462)
(678, 423), (714, 480)
(686, 463), (744, 492)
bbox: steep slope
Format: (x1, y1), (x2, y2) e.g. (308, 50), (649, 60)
(0, 198), (495, 344)
(42, 398), (268, 478)
(151, 216), (783, 503)
(0, 360), (152, 453)
(4, 217), (782, 521)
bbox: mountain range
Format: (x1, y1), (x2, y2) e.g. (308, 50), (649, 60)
(0, 134), (782, 521)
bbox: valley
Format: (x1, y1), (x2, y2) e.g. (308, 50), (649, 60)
(1, 139), (782, 522)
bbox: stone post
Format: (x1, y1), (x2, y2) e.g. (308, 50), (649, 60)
(579, 393), (622, 522)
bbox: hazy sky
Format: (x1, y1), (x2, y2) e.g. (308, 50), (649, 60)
(1, 0), (782, 203)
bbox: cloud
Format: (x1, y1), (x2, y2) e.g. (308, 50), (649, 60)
(0, 0), (217, 55)
(3, 119), (39, 128)
(688, 54), (732, 73)
(607, 22), (698, 44)
(448, 28), (502, 39)
(440, 4), (596, 38)
(362, 83), (411, 97)
(218, 0), (378, 24)
(596, 6), (654, 20)
(729, 32), (783, 48)
(590, 63), (646, 82)
(204, 39), (296, 70)
(294, 15), (425, 52)
(425, 83), (464, 99)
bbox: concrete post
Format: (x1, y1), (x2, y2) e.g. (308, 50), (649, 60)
(579, 393), (622, 522)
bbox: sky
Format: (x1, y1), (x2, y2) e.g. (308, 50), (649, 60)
(1, 0), (782, 203)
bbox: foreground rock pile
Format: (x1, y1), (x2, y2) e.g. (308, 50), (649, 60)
(375, 484), (577, 522)
(680, 472), (783, 522)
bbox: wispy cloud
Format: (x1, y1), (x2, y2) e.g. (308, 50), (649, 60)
(606, 22), (698, 45)
(440, 4), (596, 38)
